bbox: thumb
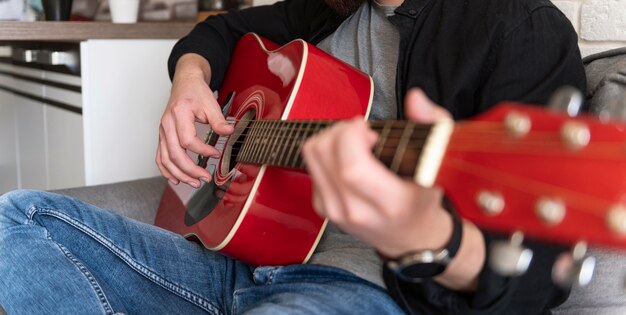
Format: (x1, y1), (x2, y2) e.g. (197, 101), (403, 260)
(404, 88), (452, 123)
(204, 97), (234, 135)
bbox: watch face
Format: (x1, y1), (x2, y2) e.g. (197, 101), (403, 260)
(398, 262), (447, 282)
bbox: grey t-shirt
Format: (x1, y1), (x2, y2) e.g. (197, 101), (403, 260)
(309, 1), (400, 288)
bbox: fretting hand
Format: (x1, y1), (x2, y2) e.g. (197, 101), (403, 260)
(302, 88), (453, 257)
(302, 88), (486, 291)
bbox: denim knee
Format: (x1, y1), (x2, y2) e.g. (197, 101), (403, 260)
(0, 190), (45, 229)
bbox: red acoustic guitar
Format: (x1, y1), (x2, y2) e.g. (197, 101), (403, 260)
(155, 33), (626, 266)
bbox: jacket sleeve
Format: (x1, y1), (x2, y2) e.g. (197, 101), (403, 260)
(384, 234), (571, 315)
(385, 5), (586, 315)
(167, 0), (342, 90)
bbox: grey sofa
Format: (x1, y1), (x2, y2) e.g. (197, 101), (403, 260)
(2, 48), (626, 315)
(551, 48), (626, 315)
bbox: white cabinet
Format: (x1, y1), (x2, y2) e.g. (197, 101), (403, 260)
(46, 106), (85, 189)
(80, 40), (172, 185)
(0, 90), (18, 192)
(15, 97), (47, 189)
(0, 39), (174, 194)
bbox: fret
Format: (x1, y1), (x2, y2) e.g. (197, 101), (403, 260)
(399, 127), (426, 177)
(264, 120), (281, 164)
(276, 121), (294, 167)
(239, 121), (258, 163)
(373, 121), (391, 159)
(269, 120), (288, 166)
(300, 120), (327, 167)
(294, 121), (314, 168)
(263, 120), (278, 165)
(286, 121), (304, 168)
(390, 122), (415, 173)
(251, 120), (268, 164)
(256, 120), (273, 164)
(272, 120), (288, 165)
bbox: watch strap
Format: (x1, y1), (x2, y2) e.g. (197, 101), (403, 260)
(385, 209), (463, 280)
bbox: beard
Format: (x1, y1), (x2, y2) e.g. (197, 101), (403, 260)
(324, 0), (366, 16)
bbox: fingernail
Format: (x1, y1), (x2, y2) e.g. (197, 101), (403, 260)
(169, 179), (179, 185)
(200, 177), (211, 183)
(188, 181), (200, 188)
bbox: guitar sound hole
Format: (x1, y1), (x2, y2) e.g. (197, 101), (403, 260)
(228, 125), (248, 173)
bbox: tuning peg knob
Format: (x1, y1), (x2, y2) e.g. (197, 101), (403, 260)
(548, 86), (584, 117)
(552, 242), (596, 288)
(489, 231), (534, 276)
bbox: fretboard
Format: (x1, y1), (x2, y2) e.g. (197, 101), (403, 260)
(236, 120), (437, 178)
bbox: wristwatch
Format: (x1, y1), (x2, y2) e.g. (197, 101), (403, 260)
(384, 209), (463, 282)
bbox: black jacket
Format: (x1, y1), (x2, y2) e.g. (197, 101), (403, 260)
(168, 0), (586, 313)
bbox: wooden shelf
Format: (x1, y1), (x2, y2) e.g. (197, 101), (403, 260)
(0, 21), (195, 41)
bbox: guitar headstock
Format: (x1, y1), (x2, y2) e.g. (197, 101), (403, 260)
(436, 102), (626, 283)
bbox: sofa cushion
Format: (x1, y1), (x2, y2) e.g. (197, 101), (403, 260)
(52, 177), (167, 224)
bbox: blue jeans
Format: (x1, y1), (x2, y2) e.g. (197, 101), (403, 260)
(0, 190), (403, 314)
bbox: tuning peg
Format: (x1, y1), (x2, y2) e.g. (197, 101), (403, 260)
(552, 241), (596, 288)
(548, 86), (584, 117)
(489, 231), (534, 276)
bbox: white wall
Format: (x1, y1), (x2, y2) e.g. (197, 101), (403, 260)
(553, 0), (626, 57)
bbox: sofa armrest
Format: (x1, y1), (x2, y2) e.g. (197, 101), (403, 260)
(551, 47), (626, 314)
(552, 248), (626, 315)
(52, 177), (167, 224)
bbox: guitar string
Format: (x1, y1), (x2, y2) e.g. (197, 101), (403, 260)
(220, 132), (623, 148)
(211, 140), (618, 219)
(204, 140), (621, 203)
(220, 118), (624, 141)
(217, 124), (626, 149)
(206, 138), (624, 207)
(203, 119), (626, 160)
(221, 118), (624, 153)
(207, 132), (427, 165)
(211, 130), (626, 155)
(214, 130), (625, 156)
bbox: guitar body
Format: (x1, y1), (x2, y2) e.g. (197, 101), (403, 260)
(155, 33), (374, 266)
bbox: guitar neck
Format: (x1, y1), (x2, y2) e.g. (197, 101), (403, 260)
(236, 119), (450, 182)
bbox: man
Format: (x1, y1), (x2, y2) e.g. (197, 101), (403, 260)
(0, 0), (584, 313)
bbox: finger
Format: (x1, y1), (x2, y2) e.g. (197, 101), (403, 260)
(302, 127), (347, 222)
(404, 88), (452, 123)
(161, 119), (210, 187)
(172, 108), (220, 157)
(312, 188), (325, 218)
(156, 142), (178, 185)
(311, 119), (382, 224)
(201, 97), (234, 136)
(159, 126), (202, 186)
(331, 119), (396, 217)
